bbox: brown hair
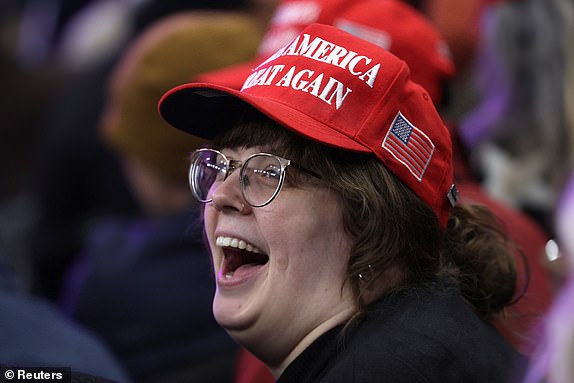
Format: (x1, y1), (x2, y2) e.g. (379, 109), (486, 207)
(213, 109), (518, 321)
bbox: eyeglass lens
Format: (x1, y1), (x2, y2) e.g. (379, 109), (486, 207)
(189, 150), (284, 207)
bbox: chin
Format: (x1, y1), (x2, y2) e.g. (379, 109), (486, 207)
(212, 293), (257, 333)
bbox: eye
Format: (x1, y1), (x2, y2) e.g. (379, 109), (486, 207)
(246, 163), (281, 188)
(254, 164), (281, 183)
(257, 164), (281, 179)
(204, 160), (228, 182)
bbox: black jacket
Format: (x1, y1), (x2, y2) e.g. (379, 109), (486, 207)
(279, 279), (527, 383)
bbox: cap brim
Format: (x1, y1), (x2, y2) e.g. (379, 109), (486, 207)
(159, 82), (370, 153)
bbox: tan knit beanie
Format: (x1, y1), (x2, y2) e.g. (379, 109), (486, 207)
(101, 11), (261, 183)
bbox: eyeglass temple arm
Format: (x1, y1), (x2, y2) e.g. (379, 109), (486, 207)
(290, 162), (322, 180)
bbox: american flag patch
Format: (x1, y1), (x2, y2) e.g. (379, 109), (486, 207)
(382, 112), (435, 181)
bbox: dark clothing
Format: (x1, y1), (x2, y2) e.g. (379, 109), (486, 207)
(59, 208), (237, 383)
(0, 247), (130, 382)
(279, 280), (526, 383)
(29, 56), (140, 300)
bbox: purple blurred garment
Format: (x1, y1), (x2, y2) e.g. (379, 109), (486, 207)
(0, 245), (130, 382)
(459, 7), (511, 149)
(59, 207), (237, 383)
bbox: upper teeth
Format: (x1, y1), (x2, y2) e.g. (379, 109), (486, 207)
(216, 236), (261, 253)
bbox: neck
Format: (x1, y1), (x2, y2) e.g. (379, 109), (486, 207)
(268, 306), (356, 378)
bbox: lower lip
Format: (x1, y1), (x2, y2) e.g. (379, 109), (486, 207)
(217, 263), (267, 289)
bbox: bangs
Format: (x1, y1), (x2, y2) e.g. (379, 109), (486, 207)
(211, 108), (342, 181)
(211, 108), (295, 155)
(211, 107), (370, 183)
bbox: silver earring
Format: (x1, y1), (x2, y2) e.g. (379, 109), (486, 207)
(358, 264), (374, 281)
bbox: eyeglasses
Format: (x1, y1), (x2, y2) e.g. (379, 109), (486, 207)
(189, 148), (321, 207)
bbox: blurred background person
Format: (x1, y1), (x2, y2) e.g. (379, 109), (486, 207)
(418, 0), (574, 236)
(522, 173), (574, 383)
(424, 5), (574, 371)
(12, 0), (270, 301)
(0, 240), (130, 382)
(56, 9), (267, 383)
(0, 0), (60, 292)
(0, 4), (129, 380)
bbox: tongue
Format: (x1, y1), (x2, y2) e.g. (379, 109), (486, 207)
(230, 262), (265, 280)
(225, 249), (268, 274)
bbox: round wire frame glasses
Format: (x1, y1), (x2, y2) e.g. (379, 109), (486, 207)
(188, 148), (321, 208)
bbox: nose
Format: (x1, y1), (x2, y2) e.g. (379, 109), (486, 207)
(209, 169), (251, 214)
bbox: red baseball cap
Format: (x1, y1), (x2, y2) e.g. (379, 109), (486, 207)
(195, 0), (358, 90)
(333, 0), (454, 104)
(196, 0), (454, 104)
(159, 23), (457, 227)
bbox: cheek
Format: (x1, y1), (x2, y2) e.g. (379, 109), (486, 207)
(265, 192), (350, 275)
(203, 206), (218, 245)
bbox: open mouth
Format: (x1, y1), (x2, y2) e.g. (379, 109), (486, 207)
(216, 236), (269, 279)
